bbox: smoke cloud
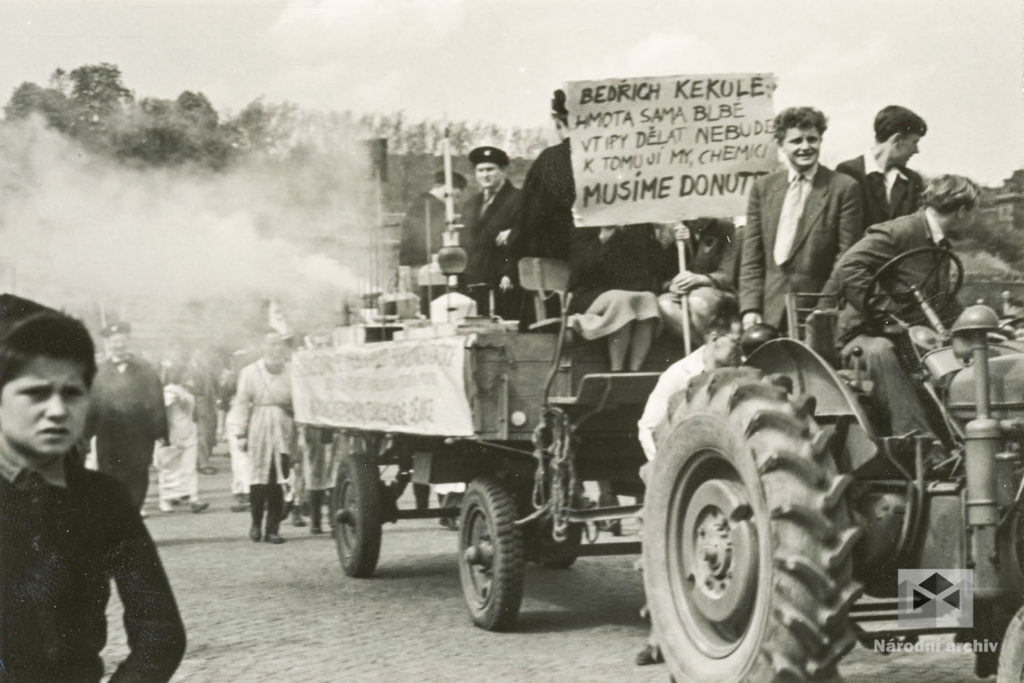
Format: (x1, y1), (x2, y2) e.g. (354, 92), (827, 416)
(0, 116), (374, 350)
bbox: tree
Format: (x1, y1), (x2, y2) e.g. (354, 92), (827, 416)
(3, 82), (72, 131)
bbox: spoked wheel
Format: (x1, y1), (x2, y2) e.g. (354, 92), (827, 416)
(333, 434), (382, 578)
(644, 368), (862, 682)
(458, 476), (525, 631)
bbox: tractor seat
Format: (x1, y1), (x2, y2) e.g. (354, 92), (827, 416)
(518, 257), (570, 332)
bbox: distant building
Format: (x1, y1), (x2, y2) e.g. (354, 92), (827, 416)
(980, 169), (1024, 231)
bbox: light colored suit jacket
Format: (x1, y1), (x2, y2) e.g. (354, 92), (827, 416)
(739, 166), (864, 329)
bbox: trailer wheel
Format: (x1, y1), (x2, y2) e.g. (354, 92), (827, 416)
(333, 440), (382, 578)
(643, 367), (861, 682)
(458, 476), (525, 630)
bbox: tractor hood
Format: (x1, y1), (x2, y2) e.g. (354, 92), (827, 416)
(947, 352), (1024, 421)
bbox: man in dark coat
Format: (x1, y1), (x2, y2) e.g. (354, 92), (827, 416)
(739, 106), (864, 331)
(836, 105), (927, 231)
(0, 295), (185, 681)
(398, 170), (468, 269)
(85, 321), (168, 511)
(835, 174), (978, 436)
(464, 145), (523, 319)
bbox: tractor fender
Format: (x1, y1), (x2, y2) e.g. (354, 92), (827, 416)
(745, 338), (876, 437)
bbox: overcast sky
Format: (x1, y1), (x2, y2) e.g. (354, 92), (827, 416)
(0, 0), (1021, 184)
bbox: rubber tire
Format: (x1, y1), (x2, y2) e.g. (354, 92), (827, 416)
(458, 476), (525, 631)
(997, 604), (1024, 682)
(643, 367), (861, 682)
(333, 445), (382, 578)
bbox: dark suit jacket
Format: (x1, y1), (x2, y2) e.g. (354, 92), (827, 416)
(836, 155), (923, 231)
(739, 166), (864, 328)
(464, 181), (522, 285)
(398, 192), (447, 267)
(836, 211), (963, 342)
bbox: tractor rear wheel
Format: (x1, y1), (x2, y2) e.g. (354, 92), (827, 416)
(333, 437), (383, 578)
(997, 604), (1024, 682)
(458, 476), (525, 630)
(643, 367), (862, 682)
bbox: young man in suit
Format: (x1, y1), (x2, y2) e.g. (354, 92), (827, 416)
(739, 106), (864, 331)
(463, 145), (522, 319)
(836, 105), (928, 230)
(835, 174), (978, 436)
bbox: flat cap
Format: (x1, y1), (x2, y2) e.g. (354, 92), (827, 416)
(469, 146), (510, 167)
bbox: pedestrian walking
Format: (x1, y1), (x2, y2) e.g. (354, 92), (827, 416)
(228, 332), (295, 544)
(156, 363), (208, 513)
(84, 321), (169, 513)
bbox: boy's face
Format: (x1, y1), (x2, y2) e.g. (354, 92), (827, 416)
(0, 357), (89, 463)
(707, 322), (743, 368)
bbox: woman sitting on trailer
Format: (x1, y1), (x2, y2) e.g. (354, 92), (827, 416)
(567, 223), (667, 372)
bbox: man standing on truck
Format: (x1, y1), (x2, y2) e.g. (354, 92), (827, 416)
(739, 106), (863, 331)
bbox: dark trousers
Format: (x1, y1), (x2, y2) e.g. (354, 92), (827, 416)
(250, 459), (286, 535)
(413, 483), (431, 510)
(843, 334), (933, 435)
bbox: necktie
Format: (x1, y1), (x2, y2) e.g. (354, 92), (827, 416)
(482, 189), (496, 213)
(867, 172), (889, 216)
(773, 174), (807, 265)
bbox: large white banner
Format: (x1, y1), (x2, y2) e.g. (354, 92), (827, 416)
(567, 73), (778, 226)
(292, 336), (474, 436)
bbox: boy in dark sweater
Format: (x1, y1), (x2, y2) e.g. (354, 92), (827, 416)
(0, 294), (185, 682)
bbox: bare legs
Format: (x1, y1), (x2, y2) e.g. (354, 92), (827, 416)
(605, 318), (658, 372)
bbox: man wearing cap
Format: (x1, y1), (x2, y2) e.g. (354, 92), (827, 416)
(0, 294), (185, 681)
(837, 105), (927, 231)
(85, 321), (169, 513)
(464, 145), (522, 319)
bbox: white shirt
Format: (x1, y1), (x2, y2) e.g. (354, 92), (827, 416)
(924, 209), (947, 245)
(864, 151), (907, 200)
(637, 345), (709, 461)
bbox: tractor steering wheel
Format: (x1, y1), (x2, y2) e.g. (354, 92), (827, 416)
(863, 246), (964, 332)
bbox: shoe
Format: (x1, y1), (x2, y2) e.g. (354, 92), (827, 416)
(310, 525), (324, 535)
(264, 533), (286, 544)
(140, 509), (149, 519)
(249, 525), (262, 542)
(635, 644), (664, 666)
(159, 501), (174, 513)
(199, 466), (218, 475)
(230, 503), (250, 513)
(291, 515), (307, 528)
(190, 501), (210, 513)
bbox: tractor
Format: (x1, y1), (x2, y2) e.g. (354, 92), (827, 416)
(642, 246), (1024, 681)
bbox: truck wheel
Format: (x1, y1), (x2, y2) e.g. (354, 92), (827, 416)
(333, 441), (382, 578)
(997, 604), (1024, 682)
(458, 476), (525, 630)
(643, 367), (861, 682)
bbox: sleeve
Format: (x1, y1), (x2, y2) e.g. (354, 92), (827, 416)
(738, 179), (766, 315)
(146, 366), (169, 444)
(707, 225), (739, 292)
(568, 229), (604, 292)
(835, 226), (900, 313)
(106, 484), (186, 682)
(821, 178), (866, 299)
(226, 367), (253, 440)
(511, 155), (545, 261)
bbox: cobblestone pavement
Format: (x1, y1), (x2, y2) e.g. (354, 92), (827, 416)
(99, 453), (991, 682)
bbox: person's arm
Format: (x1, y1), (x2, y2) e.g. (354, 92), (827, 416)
(835, 226), (900, 313)
(820, 179), (864, 301)
(226, 367), (253, 450)
(146, 366), (170, 445)
(739, 179), (766, 326)
(106, 484), (186, 682)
